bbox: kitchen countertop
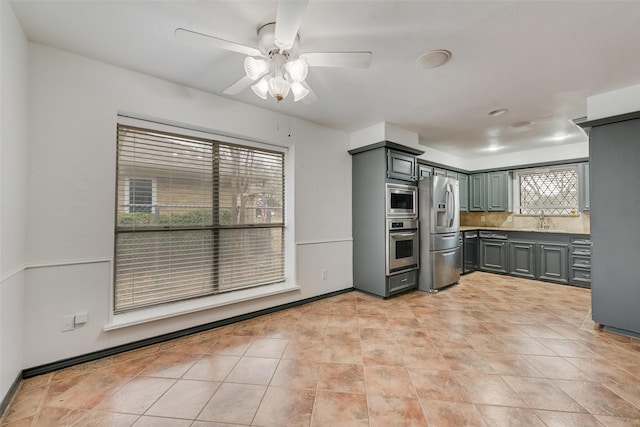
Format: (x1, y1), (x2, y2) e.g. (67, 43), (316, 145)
(460, 226), (590, 236)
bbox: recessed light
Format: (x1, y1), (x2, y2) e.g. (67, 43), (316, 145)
(488, 109), (509, 117)
(550, 134), (569, 142)
(416, 50), (452, 69)
(510, 121), (533, 128)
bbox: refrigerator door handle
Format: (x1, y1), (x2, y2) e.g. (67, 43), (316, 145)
(445, 185), (454, 228)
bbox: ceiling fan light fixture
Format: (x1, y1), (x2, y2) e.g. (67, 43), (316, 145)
(268, 75), (290, 102)
(244, 57), (269, 80)
(291, 81), (309, 102)
(251, 76), (270, 99)
(285, 59), (308, 81)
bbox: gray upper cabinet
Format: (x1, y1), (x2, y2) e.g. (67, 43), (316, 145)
(387, 150), (417, 182)
(418, 164), (433, 178)
(469, 173), (486, 211)
(579, 163), (590, 211)
(433, 168), (447, 177)
(458, 173), (469, 212)
(446, 170), (458, 179)
(486, 171), (509, 211)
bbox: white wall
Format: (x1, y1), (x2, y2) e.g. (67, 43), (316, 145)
(0, 1), (28, 402)
(587, 82), (640, 120)
(24, 43), (353, 368)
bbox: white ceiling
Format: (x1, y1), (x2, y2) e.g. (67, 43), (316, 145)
(10, 0), (640, 158)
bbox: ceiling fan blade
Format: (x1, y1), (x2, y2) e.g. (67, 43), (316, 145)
(301, 81), (318, 105)
(300, 52), (373, 68)
(175, 28), (261, 57)
(223, 76), (253, 95)
(274, 0), (309, 50)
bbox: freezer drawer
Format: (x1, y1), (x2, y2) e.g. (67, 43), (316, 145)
(431, 246), (461, 290)
(431, 232), (460, 251)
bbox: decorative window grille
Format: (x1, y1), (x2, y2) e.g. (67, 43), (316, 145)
(517, 166), (579, 215)
(114, 124), (285, 313)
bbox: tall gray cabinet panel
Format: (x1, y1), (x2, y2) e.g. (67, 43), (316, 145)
(352, 148), (387, 296)
(469, 173), (486, 211)
(587, 114), (640, 336)
(458, 173), (469, 212)
(350, 142), (424, 298)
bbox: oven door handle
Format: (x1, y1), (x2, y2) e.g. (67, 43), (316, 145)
(390, 232), (417, 239)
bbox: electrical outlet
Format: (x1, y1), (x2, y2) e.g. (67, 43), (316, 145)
(321, 269), (328, 280)
(480, 216), (486, 222)
(61, 315), (75, 332)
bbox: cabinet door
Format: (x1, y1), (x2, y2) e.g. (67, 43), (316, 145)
(479, 239), (508, 273)
(487, 171), (508, 211)
(469, 173), (486, 211)
(387, 150), (416, 182)
(433, 168), (447, 177)
(446, 170), (458, 179)
(418, 165), (432, 178)
(458, 173), (469, 212)
(509, 241), (536, 279)
(537, 243), (569, 284)
(579, 163), (590, 211)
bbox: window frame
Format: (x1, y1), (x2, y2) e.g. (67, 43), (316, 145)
(124, 177), (157, 213)
(112, 116), (295, 318)
(512, 164), (581, 216)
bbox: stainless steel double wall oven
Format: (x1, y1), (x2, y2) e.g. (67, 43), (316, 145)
(385, 183), (419, 276)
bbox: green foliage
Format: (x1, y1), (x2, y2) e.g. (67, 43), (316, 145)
(118, 209), (236, 226)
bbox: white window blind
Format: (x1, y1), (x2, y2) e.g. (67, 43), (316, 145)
(115, 124), (285, 313)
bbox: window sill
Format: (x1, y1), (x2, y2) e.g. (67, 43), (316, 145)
(103, 282), (300, 331)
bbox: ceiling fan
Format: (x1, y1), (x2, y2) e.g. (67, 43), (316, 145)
(175, 0), (372, 104)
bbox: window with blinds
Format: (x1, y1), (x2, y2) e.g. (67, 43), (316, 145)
(115, 124), (285, 313)
(516, 165), (579, 215)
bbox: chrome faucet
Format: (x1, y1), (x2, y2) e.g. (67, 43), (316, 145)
(539, 210), (548, 229)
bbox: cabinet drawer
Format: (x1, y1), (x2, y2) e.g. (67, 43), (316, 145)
(572, 247), (592, 256)
(570, 268), (591, 287)
(571, 237), (592, 246)
(388, 270), (417, 294)
(571, 255), (591, 269)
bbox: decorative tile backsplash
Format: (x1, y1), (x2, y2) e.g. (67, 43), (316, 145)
(460, 211), (590, 234)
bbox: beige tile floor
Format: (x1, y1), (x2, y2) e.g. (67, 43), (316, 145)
(3, 271), (640, 426)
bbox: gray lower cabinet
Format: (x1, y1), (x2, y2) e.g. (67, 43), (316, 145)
(570, 237), (591, 288)
(508, 240), (536, 279)
(537, 243), (569, 284)
(479, 239), (508, 273)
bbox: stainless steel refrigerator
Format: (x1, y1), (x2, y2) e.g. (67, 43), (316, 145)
(418, 176), (461, 292)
